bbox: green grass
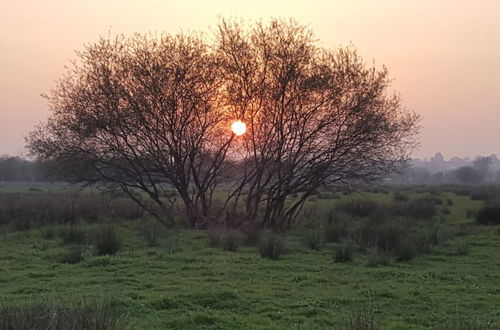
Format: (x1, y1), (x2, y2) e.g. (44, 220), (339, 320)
(0, 189), (499, 329)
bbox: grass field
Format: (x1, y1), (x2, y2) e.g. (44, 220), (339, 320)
(0, 186), (499, 329)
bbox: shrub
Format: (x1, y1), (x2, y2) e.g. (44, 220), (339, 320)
(334, 242), (355, 263)
(375, 221), (406, 252)
(257, 231), (286, 260)
(0, 192), (144, 228)
(336, 199), (380, 218)
(207, 229), (242, 252)
(394, 239), (418, 262)
(394, 197), (437, 220)
(60, 225), (87, 245)
(207, 228), (224, 247)
(0, 298), (129, 330)
(324, 212), (351, 243)
(60, 246), (85, 264)
(366, 252), (391, 267)
(302, 230), (323, 250)
(139, 223), (167, 247)
(95, 226), (121, 256)
(241, 226), (260, 246)
(476, 205), (500, 225)
(469, 185), (500, 203)
(220, 231), (241, 252)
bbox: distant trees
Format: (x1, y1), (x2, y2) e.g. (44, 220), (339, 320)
(451, 157), (493, 185)
(27, 19), (420, 229)
(0, 155), (48, 182)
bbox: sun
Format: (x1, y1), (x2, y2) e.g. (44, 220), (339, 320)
(231, 120), (246, 136)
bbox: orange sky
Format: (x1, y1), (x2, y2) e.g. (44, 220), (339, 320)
(1, 0), (499, 159)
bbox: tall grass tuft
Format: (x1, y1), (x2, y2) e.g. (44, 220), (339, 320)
(0, 298), (130, 330)
(334, 241), (355, 263)
(302, 230), (323, 250)
(59, 246), (85, 264)
(95, 226), (121, 256)
(139, 222), (168, 247)
(257, 231), (286, 260)
(346, 307), (378, 330)
(60, 225), (87, 245)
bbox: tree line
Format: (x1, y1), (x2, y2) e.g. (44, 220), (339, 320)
(0, 155), (53, 182)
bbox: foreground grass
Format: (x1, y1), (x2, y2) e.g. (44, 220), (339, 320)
(0, 191), (499, 329)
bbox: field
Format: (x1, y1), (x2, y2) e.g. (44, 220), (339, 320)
(0, 184), (499, 329)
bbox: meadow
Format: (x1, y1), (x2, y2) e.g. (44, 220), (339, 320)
(0, 183), (499, 329)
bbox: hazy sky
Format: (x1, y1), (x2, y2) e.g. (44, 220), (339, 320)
(1, 0), (499, 159)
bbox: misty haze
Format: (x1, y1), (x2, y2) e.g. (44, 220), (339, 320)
(0, 1), (499, 329)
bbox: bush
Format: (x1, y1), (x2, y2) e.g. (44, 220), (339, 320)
(302, 230), (323, 250)
(334, 242), (355, 263)
(60, 246), (85, 264)
(0, 192), (144, 228)
(139, 223), (167, 247)
(95, 226), (121, 256)
(476, 205), (500, 225)
(207, 229), (242, 252)
(324, 212), (351, 243)
(375, 221), (406, 252)
(336, 199), (380, 218)
(366, 252), (391, 267)
(207, 228), (223, 247)
(220, 231), (241, 252)
(393, 239), (418, 262)
(241, 226), (260, 246)
(394, 197), (437, 220)
(0, 298), (129, 330)
(413, 224), (445, 250)
(257, 231), (286, 260)
(60, 225), (87, 245)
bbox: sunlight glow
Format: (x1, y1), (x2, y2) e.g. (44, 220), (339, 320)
(231, 120), (247, 136)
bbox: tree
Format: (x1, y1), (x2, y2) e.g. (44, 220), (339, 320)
(473, 156), (493, 182)
(452, 166), (481, 185)
(27, 19), (420, 229)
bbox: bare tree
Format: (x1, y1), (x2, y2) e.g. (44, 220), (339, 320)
(217, 19), (420, 229)
(28, 20), (419, 230)
(27, 34), (234, 227)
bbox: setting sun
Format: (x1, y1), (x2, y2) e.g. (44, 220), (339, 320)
(231, 120), (246, 136)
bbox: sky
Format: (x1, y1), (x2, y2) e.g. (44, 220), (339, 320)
(1, 0), (499, 160)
